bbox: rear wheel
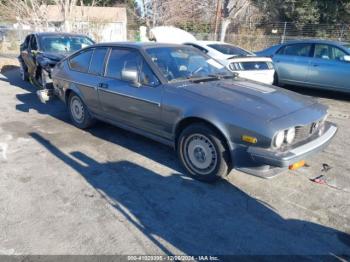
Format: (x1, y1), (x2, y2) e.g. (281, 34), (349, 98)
(273, 72), (284, 87)
(177, 123), (231, 183)
(68, 93), (95, 129)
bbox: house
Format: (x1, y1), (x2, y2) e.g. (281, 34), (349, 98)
(44, 5), (127, 42)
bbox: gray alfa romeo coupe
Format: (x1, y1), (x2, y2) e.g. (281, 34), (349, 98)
(51, 42), (337, 182)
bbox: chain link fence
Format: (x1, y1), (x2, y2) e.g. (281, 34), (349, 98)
(191, 22), (350, 51)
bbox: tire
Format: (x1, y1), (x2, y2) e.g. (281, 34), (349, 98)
(68, 93), (95, 129)
(273, 72), (278, 86)
(177, 123), (231, 183)
(20, 63), (29, 82)
(273, 72), (284, 87)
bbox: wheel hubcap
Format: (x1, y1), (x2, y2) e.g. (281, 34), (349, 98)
(70, 97), (84, 123)
(184, 134), (217, 175)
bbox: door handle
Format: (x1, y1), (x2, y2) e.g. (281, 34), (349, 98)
(98, 83), (108, 89)
(313, 64), (319, 67)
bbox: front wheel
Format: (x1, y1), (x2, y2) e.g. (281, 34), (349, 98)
(68, 93), (95, 129)
(177, 123), (231, 183)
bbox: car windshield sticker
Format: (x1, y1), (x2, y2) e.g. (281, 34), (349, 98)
(207, 59), (224, 69)
(236, 81), (276, 93)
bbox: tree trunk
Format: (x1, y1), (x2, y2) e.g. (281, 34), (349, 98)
(220, 18), (231, 42)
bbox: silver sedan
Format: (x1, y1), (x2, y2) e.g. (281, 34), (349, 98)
(256, 40), (350, 93)
(52, 42), (337, 182)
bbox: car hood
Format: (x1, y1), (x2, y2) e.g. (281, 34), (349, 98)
(176, 79), (317, 121)
(39, 52), (71, 62)
(150, 26), (197, 43)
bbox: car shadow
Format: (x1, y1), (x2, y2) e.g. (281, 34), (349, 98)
(3, 67), (181, 171)
(29, 132), (350, 256)
(2, 67), (350, 255)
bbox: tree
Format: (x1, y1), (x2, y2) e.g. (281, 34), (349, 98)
(253, 0), (320, 25)
(0, 0), (101, 30)
(0, 0), (50, 27)
(219, 0), (251, 41)
(317, 0), (350, 24)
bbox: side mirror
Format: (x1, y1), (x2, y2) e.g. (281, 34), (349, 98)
(343, 55), (350, 62)
(121, 69), (140, 87)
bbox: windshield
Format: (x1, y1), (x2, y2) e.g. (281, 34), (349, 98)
(208, 44), (253, 56)
(39, 36), (94, 53)
(145, 46), (233, 82)
(342, 44), (350, 53)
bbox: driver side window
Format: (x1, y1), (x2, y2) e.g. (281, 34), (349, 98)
(140, 61), (160, 87)
(105, 48), (159, 87)
(314, 44), (347, 61)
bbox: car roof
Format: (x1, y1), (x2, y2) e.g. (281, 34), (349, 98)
(281, 39), (349, 46)
(92, 41), (185, 49)
(196, 40), (229, 45)
(187, 40), (240, 47)
(34, 32), (89, 38)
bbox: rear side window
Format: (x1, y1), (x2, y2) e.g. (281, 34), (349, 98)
(185, 43), (208, 54)
(106, 48), (142, 79)
(88, 48), (108, 75)
(277, 44), (312, 57)
(69, 49), (93, 73)
(208, 44), (251, 56)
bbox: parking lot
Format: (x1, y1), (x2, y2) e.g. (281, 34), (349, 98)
(0, 66), (350, 255)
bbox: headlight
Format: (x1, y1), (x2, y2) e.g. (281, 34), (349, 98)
(285, 127), (295, 144)
(273, 131), (284, 148)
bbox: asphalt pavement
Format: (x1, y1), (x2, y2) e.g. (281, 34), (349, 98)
(0, 67), (349, 256)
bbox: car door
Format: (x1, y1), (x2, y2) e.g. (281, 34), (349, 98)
(20, 35), (31, 67)
(65, 47), (108, 113)
(273, 43), (313, 84)
(97, 47), (164, 136)
(307, 44), (350, 91)
(26, 35), (40, 76)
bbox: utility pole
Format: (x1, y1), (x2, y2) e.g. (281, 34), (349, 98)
(214, 0), (221, 41)
(281, 21), (287, 43)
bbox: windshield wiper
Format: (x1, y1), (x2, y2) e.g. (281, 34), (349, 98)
(187, 75), (220, 83)
(187, 73), (237, 83)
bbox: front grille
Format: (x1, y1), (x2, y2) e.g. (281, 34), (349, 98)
(294, 120), (324, 144)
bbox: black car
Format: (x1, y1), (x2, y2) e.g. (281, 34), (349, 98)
(18, 32), (94, 89)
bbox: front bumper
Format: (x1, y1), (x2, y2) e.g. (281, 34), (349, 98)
(247, 122), (337, 168)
